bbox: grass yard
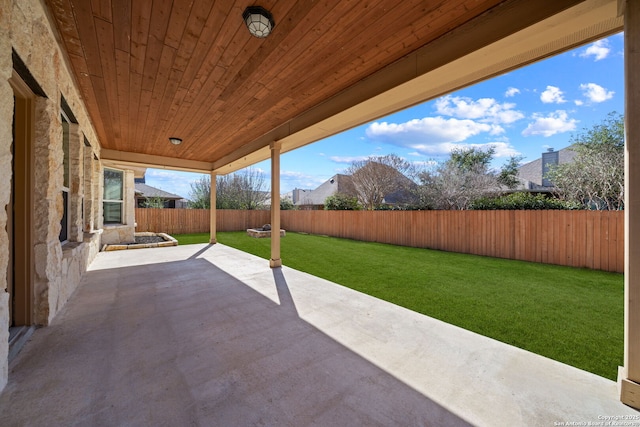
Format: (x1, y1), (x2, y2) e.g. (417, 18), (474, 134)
(173, 231), (624, 380)
(172, 233), (213, 245)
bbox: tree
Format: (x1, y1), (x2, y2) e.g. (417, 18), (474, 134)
(280, 198), (296, 210)
(217, 167), (268, 209)
(497, 154), (524, 189)
(449, 147), (494, 171)
(324, 193), (361, 210)
(346, 154), (416, 210)
(415, 147), (521, 210)
(417, 161), (496, 210)
(188, 168), (268, 210)
(188, 175), (211, 209)
(546, 112), (624, 210)
(142, 196), (167, 208)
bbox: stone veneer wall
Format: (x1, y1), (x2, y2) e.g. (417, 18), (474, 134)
(0, 0), (104, 391)
(0, 0), (12, 394)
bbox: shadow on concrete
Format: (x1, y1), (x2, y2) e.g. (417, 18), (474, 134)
(0, 256), (472, 426)
(272, 267), (299, 317)
(188, 243), (215, 259)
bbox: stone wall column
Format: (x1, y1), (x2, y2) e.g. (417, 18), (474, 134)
(270, 142), (282, 268)
(95, 161), (103, 230)
(121, 169), (135, 242)
(124, 170), (135, 226)
(0, 78), (14, 393)
(32, 96), (63, 325)
(68, 123), (83, 242)
(210, 171), (217, 244)
(622, 0), (640, 410)
(83, 147), (95, 232)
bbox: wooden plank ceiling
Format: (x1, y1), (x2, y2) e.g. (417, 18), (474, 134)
(46, 0), (515, 168)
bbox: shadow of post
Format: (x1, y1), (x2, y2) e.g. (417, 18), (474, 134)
(272, 267), (298, 317)
(188, 243), (215, 259)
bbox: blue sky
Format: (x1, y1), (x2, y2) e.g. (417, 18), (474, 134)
(146, 33), (624, 199)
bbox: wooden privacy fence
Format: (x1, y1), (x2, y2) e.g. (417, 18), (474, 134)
(135, 208), (624, 272)
(281, 210), (624, 273)
(135, 208), (269, 234)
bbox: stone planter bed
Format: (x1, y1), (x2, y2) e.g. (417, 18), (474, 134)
(247, 227), (286, 238)
(102, 232), (178, 251)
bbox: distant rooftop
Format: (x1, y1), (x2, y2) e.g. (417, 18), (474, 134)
(134, 183), (183, 200)
(293, 174), (354, 206)
(517, 147), (578, 189)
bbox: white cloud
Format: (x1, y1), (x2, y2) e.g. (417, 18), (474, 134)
(407, 142), (457, 156)
(522, 111), (578, 137)
(505, 87), (520, 97)
(146, 169), (182, 179)
(329, 155), (370, 164)
(434, 95), (524, 124)
(487, 142), (521, 157)
(364, 110), (527, 157)
(574, 100), (584, 106)
(580, 39), (611, 61)
(580, 83), (614, 103)
(488, 124), (506, 136)
(366, 116), (493, 146)
(281, 170), (310, 179)
(280, 170), (325, 190)
(252, 167), (267, 175)
(540, 86), (566, 104)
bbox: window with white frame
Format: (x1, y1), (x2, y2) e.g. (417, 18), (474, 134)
(103, 168), (124, 224)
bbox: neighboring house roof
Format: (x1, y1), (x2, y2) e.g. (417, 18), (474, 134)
(294, 174), (355, 206)
(293, 170), (417, 207)
(517, 147), (577, 190)
(134, 183), (183, 200)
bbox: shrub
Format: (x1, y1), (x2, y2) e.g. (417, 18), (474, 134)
(469, 192), (581, 210)
(324, 193), (361, 210)
(280, 198), (296, 210)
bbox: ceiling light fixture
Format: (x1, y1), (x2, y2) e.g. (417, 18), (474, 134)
(243, 6), (275, 38)
(169, 137), (182, 145)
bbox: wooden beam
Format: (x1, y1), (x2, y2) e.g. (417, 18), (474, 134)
(100, 148), (212, 173)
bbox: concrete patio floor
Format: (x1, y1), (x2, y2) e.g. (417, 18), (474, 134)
(0, 243), (637, 426)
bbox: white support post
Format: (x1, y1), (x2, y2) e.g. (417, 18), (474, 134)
(622, 0), (640, 410)
(210, 171), (217, 244)
(270, 141), (282, 268)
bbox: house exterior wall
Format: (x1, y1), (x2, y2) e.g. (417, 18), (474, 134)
(0, 0), (12, 393)
(101, 169), (136, 245)
(0, 0), (105, 391)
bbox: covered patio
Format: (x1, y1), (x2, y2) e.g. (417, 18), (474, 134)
(0, 244), (635, 426)
(3, 0), (640, 418)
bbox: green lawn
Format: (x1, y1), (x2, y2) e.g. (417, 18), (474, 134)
(173, 231), (624, 380)
(173, 233), (213, 245)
